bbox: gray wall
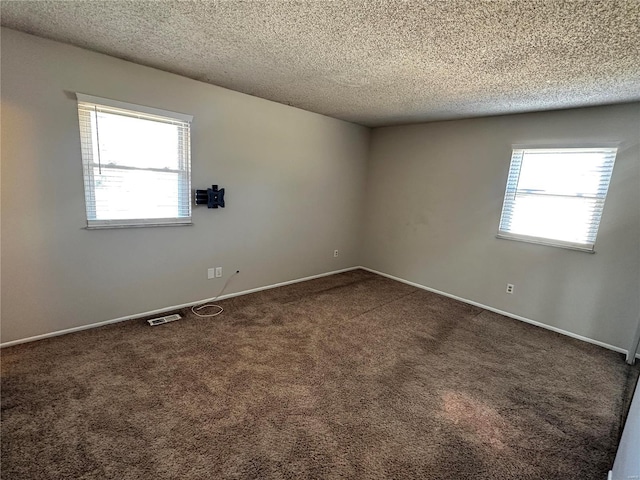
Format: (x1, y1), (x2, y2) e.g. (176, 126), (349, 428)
(1, 29), (370, 343)
(362, 103), (640, 351)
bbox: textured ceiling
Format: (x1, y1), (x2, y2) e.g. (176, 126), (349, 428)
(2, 0), (639, 127)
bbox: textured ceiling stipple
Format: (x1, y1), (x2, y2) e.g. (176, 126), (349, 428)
(1, 0), (639, 127)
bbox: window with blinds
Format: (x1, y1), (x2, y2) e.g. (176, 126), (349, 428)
(497, 147), (617, 252)
(76, 94), (192, 228)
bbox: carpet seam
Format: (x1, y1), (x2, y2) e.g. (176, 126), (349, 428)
(344, 289), (422, 323)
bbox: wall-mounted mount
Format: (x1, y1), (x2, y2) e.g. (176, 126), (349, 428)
(195, 185), (225, 208)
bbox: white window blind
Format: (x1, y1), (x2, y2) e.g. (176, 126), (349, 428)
(77, 93), (192, 228)
(497, 147), (617, 252)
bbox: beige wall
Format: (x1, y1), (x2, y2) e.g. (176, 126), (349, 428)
(362, 103), (640, 351)
(0, 29), (370, 343)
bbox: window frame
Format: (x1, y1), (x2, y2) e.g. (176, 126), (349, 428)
(496, 146), (618, 253)
(76, 93), (193, 229)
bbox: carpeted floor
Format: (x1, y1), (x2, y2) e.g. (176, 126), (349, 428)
(1, 269), (638, 479)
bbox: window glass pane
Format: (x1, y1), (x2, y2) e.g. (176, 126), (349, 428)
(517, 151), (608, 197)
(94, 111), (182, 170)
(508, 194), (597, 244)
(93, 168), (181, 220)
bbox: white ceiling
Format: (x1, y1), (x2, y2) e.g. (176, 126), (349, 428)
(2, 0), (639, 127)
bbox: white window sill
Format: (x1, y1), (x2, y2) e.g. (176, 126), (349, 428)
(85, 222), (193, 230)
(496, 233), (596, 253)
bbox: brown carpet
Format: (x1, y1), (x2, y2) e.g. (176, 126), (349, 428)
(1, 269), (638, 479)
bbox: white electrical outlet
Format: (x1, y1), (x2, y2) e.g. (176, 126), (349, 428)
(334, 250), (339, 257)
(207, 268), (215, 279)
(215, 267), (223, 278)
(506, 283), (514, 294)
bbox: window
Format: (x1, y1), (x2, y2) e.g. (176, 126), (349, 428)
(497, 147), (617, 252)
(77, 94), (192, 228)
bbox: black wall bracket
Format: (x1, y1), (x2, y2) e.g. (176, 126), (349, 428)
(195, 185), (225, 208)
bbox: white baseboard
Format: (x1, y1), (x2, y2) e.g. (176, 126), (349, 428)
(0, 266), (360, 348)
(3, 265), (637, 361)
(360, 266), (639, 360)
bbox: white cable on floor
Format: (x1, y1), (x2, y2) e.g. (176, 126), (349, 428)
(191, 270), (239, 318)
(191, 303), (224, 317)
